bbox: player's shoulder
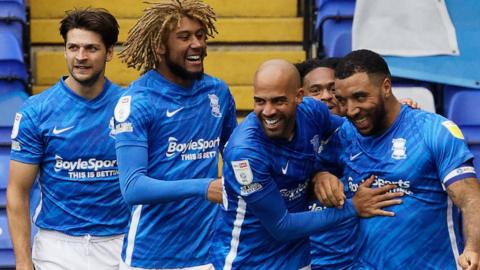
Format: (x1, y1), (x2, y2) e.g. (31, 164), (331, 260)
(403, 106), (450, 131)
(226, 113), (264, 151)
(20, 80), (64, 115)
(198, 73), (231, 98)
(298, 97), (329, 121)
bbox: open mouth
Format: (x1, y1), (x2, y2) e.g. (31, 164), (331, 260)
(186, 54), (202, 64)
(263, 117), (281, 129)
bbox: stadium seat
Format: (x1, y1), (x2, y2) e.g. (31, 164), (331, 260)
(0, 0), (26, 48)
(315, 0), (354, 57)
(0, 147), (9, 207)
(447, 90), (480, 172)
(0, 32), (28, 83)
(0, 212), (15, 268)
(392, 86), (436, 113)
(0, 80), (27, 145)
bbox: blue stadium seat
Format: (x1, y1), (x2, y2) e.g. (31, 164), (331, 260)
(0, 32), (27, 83)
(0, 0), (26, 48)
(315, 0), (354, 57)
(392, 86), (436, 113)
(0, 80), (27, 145)
(447, 90), (480, 172)
(0, 147), (8, 207)
(0, 213), (15, 268)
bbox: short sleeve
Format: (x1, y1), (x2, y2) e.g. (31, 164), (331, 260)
(423, 116), (475, 187)
(10, 103), (44, 164)
(223, 146), (277, 203)
(114, 92), (152, 148)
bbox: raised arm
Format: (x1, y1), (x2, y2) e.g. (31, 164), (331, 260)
(7, 161), (38, 270)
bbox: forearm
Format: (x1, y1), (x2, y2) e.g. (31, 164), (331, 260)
(6, 186), (33, 269)
(248, 184), (356, 242)
(461, 194), (480, 252)
(121, 174), (213, 205)
(117, 144), (214, 205)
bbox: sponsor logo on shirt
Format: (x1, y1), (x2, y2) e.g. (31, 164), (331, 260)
(208, 94), (222, 118)
(166, 136), (220, 160)
(240, 182), (263, 196)
(54, 155), (118, 179)
(166, 107), (184, 117)
(279, 180), (309, 201)
(309, 202), (327, 211)
(52, 126), (74, 135)
(347, 175), (412, 195)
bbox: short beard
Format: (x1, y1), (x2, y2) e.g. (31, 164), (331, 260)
(164, 48), (203, 81)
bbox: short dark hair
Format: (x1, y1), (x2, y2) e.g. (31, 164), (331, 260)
(295, 57), (340, 81)
(59, 8), (119, 48)
(335, 49), (391, 82)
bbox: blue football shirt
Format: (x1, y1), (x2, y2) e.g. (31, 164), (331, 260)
(317, 105), (476, 269)
(211, 97), (346, 270)
(114, 70), (237, 269)
(10, 78), (130, 236)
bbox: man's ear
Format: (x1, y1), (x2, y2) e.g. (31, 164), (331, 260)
(106, 46), (114, 62)
(296, 87), (304, 104)
(156, 43), (166, 56)
(382, 77), (393, 97)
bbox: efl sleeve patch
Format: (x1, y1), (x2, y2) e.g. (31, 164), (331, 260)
(114, 96), (131, 122)
(11, 113), (22, 139)
(231, 160), (253, 185)
(441, 120), (464, 140)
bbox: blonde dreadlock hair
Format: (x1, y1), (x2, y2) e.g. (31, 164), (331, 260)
(119, 0), (217, 73)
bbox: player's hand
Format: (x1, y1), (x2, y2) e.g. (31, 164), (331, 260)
(14, 260), (34, 270)
(207, 177), (223, 204)
(352, 175), (403, 217)
(458, 248), (479, 270)
(399, 98), (420, 109)
(312, 171), (345, 208)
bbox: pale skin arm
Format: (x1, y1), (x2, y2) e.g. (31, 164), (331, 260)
(6, 160), (38, 270)
(447, 178), (480, 270)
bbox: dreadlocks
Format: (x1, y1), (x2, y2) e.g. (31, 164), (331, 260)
(119, 0), (217, 73)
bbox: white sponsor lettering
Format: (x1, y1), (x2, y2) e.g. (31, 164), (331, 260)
(240, 183), (263, 196)
(115, 122), (133, 134)
(54, 155), (117, 173)
(347, 176), (412, 195)
(166, 136), (220, 158)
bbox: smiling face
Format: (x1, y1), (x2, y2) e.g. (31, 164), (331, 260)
(157, 16), (207, 86)
(64, 28), (112, 87)
(335, 72), (390, 136)
(253, 60), (303, 140)
(303, 67), (344, 115)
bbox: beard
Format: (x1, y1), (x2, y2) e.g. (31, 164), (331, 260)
(369, 97), (388, 136)
(164, 48), (204, 81)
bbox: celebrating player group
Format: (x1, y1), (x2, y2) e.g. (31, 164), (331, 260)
(6, 1), (480, 270)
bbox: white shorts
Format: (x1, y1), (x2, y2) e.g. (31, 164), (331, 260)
(119, 261), (214, 270)
(32, 229), (124, 270)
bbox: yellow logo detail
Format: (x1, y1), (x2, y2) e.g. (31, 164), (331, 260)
(442, 121), (464, 140)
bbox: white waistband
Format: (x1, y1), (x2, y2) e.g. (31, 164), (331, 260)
(36, 228), (124, 243)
